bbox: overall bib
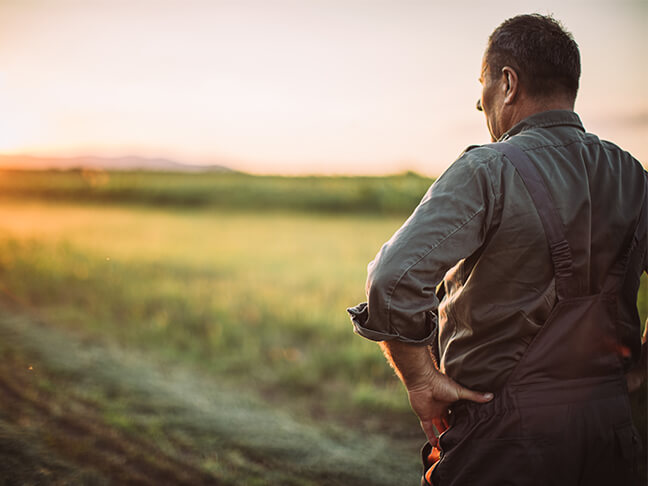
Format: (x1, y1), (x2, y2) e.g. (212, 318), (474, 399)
(421, 143), (644, 486)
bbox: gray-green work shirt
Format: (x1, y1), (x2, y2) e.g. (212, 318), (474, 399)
(348, 110), (647, 391)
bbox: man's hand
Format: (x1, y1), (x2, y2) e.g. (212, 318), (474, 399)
(379, 340), (493, 446)
(407, 367), (493, 445)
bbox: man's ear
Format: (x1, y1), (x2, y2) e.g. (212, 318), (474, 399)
(501, 66), (519, 104)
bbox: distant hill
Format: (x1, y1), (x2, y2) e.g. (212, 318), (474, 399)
(0, 154), (231, 173)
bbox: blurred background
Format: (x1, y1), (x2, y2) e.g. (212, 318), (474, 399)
(0, 1), (645, 484)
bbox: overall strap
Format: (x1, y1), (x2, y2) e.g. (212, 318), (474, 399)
(487, 142), (575, 300)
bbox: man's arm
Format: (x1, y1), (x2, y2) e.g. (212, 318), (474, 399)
(350, 149), (501, 344)
(348, 149), (501, 441)
(379, 340), (493, 445)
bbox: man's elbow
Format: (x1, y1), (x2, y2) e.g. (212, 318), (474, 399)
(366, 260), (397, 301)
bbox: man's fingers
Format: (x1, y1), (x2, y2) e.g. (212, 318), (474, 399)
(456, 385), (494, 403)
(432, 417), (446, 436)
(433, 414), (449, 435)
(441, 415), (449, 430)
(420, 420), (438, 446)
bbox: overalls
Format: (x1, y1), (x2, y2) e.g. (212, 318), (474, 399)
(421, 143), (644, 486)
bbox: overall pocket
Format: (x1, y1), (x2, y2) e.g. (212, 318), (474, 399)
(430, 437), (551, 486)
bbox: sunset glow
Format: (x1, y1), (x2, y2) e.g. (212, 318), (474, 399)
(0, 0), (645, 175)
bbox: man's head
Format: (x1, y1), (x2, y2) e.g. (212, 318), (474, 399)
(477, 14), (581, 141)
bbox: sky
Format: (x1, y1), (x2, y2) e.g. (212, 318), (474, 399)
(0, 0), (646, 175)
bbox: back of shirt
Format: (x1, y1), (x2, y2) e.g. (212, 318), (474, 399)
(349, 110), (646, 392)
(438, 111), (647, 390)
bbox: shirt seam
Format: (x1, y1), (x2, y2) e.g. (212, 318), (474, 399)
(511, 136), (611, 154)
(484, 154), (502, 203)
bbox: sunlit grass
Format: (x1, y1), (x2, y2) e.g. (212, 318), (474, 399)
(0, 201), (416, 427)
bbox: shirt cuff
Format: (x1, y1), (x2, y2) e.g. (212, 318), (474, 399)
(346, 302), (438, 345)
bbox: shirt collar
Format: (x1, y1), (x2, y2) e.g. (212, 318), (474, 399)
(499, 110), (585, 141)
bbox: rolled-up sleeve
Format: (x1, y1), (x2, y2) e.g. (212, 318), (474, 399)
(347, 148), (500, 344)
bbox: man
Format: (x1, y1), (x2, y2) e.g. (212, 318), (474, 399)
(348, 14), (646, 485)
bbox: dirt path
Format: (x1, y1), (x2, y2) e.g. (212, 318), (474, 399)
(0, 310), (421, 485)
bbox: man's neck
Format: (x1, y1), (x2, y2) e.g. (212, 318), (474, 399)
(505, 97), (574, 132)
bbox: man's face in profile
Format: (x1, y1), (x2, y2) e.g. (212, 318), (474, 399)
(477, 56), (503, 142)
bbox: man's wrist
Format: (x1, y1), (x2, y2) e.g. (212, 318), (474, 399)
(379, 340), (438, 391)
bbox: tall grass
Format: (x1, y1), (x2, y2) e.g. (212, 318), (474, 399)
(0, 202), (418, 431)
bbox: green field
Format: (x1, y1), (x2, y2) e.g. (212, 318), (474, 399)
(0, 171), (645, 484)
(0, 195), (425, 484)
(0, 169), (433, 214)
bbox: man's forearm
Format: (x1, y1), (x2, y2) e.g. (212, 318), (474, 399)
(379, 340), (438, 391)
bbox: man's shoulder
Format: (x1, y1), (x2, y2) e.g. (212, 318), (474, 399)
(452, 142), (503, 160)
(430, 144), (511, 195)
(459, 144), (497, 157)
(595, 136), (644, 167)
(450, 143), (508, 174)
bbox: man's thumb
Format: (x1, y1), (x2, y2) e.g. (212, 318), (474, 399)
(457, 386), (493, 403)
